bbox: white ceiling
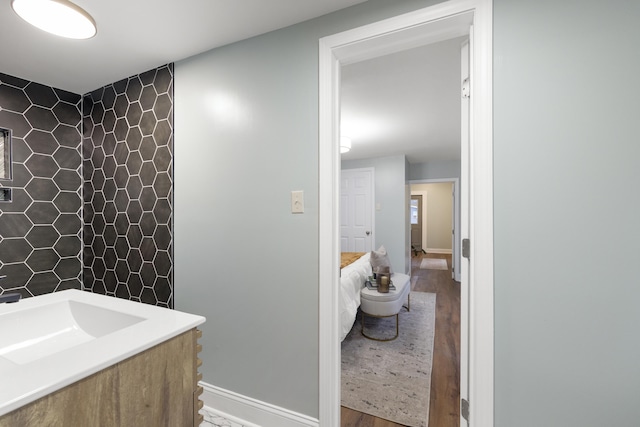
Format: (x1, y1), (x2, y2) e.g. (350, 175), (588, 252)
(0, 0), (465, 166)
(0, 0), (367, 95)
(341, 36), (466, 164)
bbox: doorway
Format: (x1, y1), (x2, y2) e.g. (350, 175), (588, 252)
(412, 179), (461, 282)
(410, 194), (424, 254)
(318, 1), (494, 426)
(412, 183), (454, 256)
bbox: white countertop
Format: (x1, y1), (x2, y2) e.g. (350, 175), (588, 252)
(0, 289), (205, 417)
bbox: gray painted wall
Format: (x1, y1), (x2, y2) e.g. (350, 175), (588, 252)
(408, 159), (460, 180)
(174, 0), (439, 418)
(174, 0), (640, 424)
(174, 32), (320, 415)
(493, 0), (640, 425)
(342, 155), (409, 274)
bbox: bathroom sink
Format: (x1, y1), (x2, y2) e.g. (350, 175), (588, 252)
(0, 300), (144, 365)
(0, 289), (205, 417)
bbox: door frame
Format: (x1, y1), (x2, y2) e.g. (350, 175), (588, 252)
(410, 191), (428, 255)
(318, 0), (493, 425)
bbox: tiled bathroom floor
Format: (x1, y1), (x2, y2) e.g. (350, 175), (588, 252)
(201, 410), (247, 427)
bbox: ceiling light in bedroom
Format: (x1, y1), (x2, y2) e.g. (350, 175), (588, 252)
(340, 136), (352, 154)
(12, 0), (97, 40)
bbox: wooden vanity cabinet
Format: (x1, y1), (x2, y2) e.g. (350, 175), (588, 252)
(0, 328), (204, 427)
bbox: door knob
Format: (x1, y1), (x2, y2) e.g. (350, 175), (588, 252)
(366, 231), (371, 236)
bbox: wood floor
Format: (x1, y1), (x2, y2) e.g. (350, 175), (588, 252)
(341, 253), (461, 427)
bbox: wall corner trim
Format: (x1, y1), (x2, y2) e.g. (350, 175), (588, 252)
(200, 382), (319, 427)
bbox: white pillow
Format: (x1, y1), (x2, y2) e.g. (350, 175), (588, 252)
(370, 245), (393, 274)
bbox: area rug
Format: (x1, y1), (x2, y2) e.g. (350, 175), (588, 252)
(341, 292), (436, 427)
(420, 258), (448, 270)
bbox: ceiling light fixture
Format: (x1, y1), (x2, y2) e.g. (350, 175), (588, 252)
(340, 136), (352, 154)
(12, 0), (97, 40)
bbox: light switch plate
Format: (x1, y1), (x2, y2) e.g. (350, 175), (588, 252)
(291, 190), (304, 213)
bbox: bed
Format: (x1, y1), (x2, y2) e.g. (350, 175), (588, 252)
(339, 252), (371, 341)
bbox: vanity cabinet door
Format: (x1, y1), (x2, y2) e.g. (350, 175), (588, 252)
(0, 328), (203, 427)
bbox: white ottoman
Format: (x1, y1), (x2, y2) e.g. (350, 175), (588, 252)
(360, 273), (411, 341)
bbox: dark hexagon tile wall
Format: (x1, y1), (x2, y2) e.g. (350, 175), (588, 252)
(83, 65), (174, 308)
(0, 73), (83, 297)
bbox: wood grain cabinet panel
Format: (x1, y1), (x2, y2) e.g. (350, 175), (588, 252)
(0, 328), (203, 427)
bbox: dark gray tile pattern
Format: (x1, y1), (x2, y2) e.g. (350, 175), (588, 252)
(83, 65), (174, 308)
(0, 73), (83, 297)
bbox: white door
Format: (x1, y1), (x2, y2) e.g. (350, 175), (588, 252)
(460, 36), (471, 427)
(340, 168), (374, 252)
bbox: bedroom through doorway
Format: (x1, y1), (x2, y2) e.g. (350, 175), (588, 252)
(338, 33), (464, 427)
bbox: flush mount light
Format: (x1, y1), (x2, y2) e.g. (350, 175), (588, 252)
(340, 136), (352, 154)
(12, 0), (97, 39)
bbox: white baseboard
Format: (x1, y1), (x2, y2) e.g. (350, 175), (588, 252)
(425, 248), (453, 254)
(200, 382), (319, 427)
